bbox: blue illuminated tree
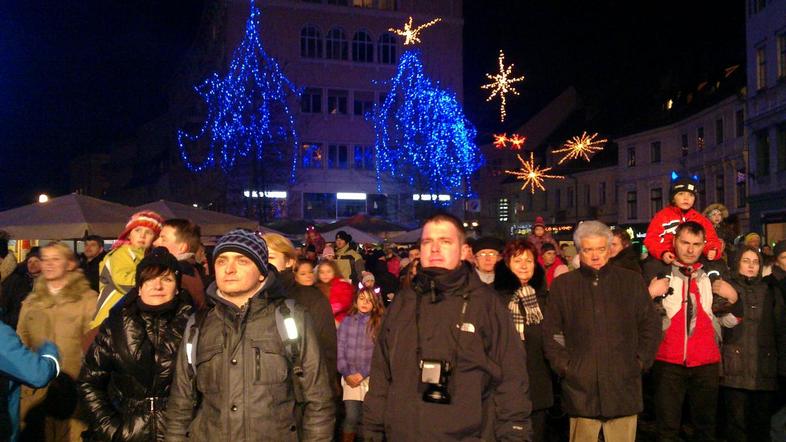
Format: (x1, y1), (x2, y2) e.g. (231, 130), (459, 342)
(371, 49), (481, 200)
(177, 0), (299, 184)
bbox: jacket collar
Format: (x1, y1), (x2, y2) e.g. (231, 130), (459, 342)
(577, 261), (613, 278)
(26, 271), (92, 308)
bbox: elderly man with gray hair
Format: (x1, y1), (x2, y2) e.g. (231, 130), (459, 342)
(543, 221), (661, 442)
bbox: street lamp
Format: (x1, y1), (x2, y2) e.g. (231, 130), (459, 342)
(38, 194), (49, 203)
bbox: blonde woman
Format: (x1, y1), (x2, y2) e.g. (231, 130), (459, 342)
(17, 242), (97, 441)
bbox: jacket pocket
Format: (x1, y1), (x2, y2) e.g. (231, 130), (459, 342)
(196, 343), (223, 394)
(722, 346), (743, 376)
(251, 339), (289, 385)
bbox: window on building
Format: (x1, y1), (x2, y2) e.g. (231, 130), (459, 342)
(567, 187), (574, 208)
(367, 194), (387, 216)
(337, 197), (366, 218)
(627, 191), (637, 220)
(681, 133), (689, 157)
(352, 31), (374, 63)
(715, 173), (725, 204)
(300, 25), (322, 58)
(779, 34), (786, 79)
(650, 141), (661, 163)
(627, 146), (636, 167)
(326, 27), (348, 60)
(498, 198), (510, 222)
(543, 190), (549, 210)
(736, 169), (747, 208)
(378, 33), (397, 64)
(777, 124), (786, 171)
(327, 0), (349, 4)
(378, 92), (387, 104)
(352, 0), (373, 7)
(526, 192), (534, 210)
(698, 175), (707, 208)
(735, 109), (745, 138)
(328, 144), (349, 169)
(353, 145), (374, 170)
(715, 118), (724, 145)
(301, 143), (324, 169)
(555, 189), (561, 209)
(757, 46), (767, 90)
(303, 193), (337, 219)
(584, 184), (591, 206)
(650, 188), (663, 216)
(327, 89), (348, 115)
(750, 0), (767, 15)
(614, 183), (619, 203)
(599, 182), (606, 206)
(301, 88), (322, 113)
(757, 130), (771, 177)
(697, 126), (705, 150)
(353, 91), (375, 117)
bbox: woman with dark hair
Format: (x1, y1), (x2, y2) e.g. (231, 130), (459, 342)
(720, 245), (786, 442)
(78, 247), (193, 441)
(494, 239), (553, 442)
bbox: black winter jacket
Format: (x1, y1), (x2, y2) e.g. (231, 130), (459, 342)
(609, 246), (641, 274)
(0, 264), (36, 329)
(363, 262), (533, 441)
(543, 263), (661, 419)
(494, 265), (554, 412)
(164, 269), (335, 442)
(78, 288), (193, 441)
(722, 275), (786, 390)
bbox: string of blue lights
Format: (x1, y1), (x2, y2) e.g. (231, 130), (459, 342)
(177, 0), (300, 182)
(370, 49), (482, 200)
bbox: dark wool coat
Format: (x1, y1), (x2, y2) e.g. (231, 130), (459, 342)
(543, 263), (661, 419)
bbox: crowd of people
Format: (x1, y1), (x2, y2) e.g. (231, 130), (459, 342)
(0, 174), (784, 441)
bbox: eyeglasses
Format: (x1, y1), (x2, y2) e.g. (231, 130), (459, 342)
(476, 252), (499, 258)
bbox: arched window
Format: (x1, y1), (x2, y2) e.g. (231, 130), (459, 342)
(352, 30), (374, 63)
(378, 33), (397, 64)
(300, 25), (322, 58)
(326, 27), (348, 60)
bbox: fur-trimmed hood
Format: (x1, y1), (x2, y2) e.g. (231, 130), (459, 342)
(25, 270), (96, 309)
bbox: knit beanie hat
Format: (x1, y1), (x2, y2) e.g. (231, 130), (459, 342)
(533, 216), (546, 228)
(670, 177), (698, 200)
(115, 211), (164, 249)
(361, 271), (375, 285)
(322, 245), (335, 258)
(541, 243), (557, 253)
(135, 246), (181, 287)
(335, 230), (352, 244)
(774, 240), (786, 259)
(213, 229), (269, 276)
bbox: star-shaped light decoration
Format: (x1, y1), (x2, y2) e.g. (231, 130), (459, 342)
(508, 134), (527, 150)
(389, 16), (442, 46)
(553, 131), (608, 165)
(481, 50), (525, 122)
(505, 152), (564, 194)
(493, 133), (508, 149)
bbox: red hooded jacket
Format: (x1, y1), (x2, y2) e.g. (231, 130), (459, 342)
(644, 205), (723, 261)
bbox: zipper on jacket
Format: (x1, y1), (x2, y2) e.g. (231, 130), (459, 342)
(255, 347), (261, 382)
(683, 273), (691, 365)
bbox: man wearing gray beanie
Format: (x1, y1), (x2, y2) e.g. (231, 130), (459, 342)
(166, 229), (335, 441)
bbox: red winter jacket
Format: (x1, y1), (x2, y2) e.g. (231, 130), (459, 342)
(327, 277), (354, 324)
(644, 205), (723, 260)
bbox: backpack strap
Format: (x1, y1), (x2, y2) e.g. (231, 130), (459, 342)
(184, 310), (205, 379)
(276, 298), (305, 403)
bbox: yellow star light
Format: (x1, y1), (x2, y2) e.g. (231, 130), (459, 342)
(508, 134), (527, 150)
(553, 131), (608, 164)
(493, 133), (508, 149)
(505, 152), (564, 194)
(389, 17), (442, 46)
(481, 50), (525, 122)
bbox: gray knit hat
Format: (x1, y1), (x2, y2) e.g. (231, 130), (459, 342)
(213, 229), (269, 276)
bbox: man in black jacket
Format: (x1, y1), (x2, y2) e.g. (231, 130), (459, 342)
(364, 213), (532, 441)
(165, 229), (334, 441)
(543, 221), (661, 442)
(78, 235), (106, 292)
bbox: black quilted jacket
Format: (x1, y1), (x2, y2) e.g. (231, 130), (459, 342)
(78, 288), (193, 441)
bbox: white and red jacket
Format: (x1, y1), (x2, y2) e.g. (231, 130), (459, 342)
(644, 205), (723, 261)
(655, 263), (737, 367)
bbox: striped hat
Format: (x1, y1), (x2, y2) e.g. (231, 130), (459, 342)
(114, 211), (163, 249)
(213, 229), (269, 276)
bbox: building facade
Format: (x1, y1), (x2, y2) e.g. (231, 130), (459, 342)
(746, 0), (786, 243)
(224, 0), (464, 225)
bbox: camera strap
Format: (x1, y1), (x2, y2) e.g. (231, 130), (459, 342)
(415, 280), (470, 365)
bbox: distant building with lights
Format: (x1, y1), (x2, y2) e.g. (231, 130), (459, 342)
(745, 0), (786, 243)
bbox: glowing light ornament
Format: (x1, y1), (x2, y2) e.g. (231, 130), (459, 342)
(177, 0), (300, 182)
(371, 49), (482, 199)
(505, 152), (564, 194)
(508, 134), (526, 150)
(493, 133), (508, 149)
(389, 16), (442, 46)
(482, 50), (525, 122)
(553, 131), (607, 165)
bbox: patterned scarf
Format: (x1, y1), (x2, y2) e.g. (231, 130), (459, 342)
(508, 285), (543, 340)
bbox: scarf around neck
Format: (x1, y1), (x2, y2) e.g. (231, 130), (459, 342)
(509, 285), (543, 340)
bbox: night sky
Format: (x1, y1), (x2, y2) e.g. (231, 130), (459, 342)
(0, 1), (744, 209)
